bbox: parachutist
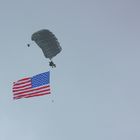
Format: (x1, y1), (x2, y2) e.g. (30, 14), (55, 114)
(49, 61), (56, 68)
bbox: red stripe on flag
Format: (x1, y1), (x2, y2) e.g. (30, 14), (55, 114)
(13, 85), (50, 95)
(14, 87), (50, 96)
(14, 92), (51, 99)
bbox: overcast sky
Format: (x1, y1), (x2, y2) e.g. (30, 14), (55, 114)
(0, 0), (140, 140)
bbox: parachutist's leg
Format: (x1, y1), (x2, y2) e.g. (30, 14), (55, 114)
(52, 62), (56, 68)
(49, 61), (52, 67)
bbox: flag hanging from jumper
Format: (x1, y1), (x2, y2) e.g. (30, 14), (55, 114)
(13, 72), (50, 99)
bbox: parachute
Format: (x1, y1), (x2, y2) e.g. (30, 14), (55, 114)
(31, 29), (62, 67)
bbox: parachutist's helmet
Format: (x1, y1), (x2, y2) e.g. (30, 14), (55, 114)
(31, 29), (62, 60)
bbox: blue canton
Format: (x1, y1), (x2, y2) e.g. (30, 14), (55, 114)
(31, 72), (50, 88)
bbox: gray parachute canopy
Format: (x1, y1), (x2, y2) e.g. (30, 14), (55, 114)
(31, 29), (62, 60)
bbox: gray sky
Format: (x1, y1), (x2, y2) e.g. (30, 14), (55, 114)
(0, 0), (140, 139)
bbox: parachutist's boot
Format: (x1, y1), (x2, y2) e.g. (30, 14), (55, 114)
(52, 62), (56, 68)
(53, 63), (56, 67)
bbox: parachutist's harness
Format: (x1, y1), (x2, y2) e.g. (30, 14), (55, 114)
(49, 61), (56, 68)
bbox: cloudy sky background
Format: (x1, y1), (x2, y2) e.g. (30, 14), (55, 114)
(0, 0), (140, 139)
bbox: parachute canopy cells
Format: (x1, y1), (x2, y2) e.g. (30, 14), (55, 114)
(31, 29), (62, 60)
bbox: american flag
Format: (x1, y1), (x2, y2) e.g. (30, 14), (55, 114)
(13, 72), (50, 99)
